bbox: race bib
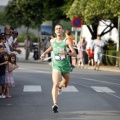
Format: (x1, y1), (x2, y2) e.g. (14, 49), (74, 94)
(54, 54), (65, 60)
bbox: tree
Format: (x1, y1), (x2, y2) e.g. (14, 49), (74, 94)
(0, 11), (6, 26)
(4, 0), (44, 32)
(42, 0), (73, 32)
(66, 0), (120, 39)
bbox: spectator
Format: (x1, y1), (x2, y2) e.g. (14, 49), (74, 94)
(0, 45), (8, 98)
(86, 48), (94, 67)
(77, 37), (87, 68)
(2, 26), (21, 55)
(5, 53), (19, 98)
(39, 39), (45, 55)
(0, 34), (6, 46)
(92, 35), (105, 71)
(86, 37), (94, 66)
(72, 40), (78, 67)
(24, 36), (32, 60)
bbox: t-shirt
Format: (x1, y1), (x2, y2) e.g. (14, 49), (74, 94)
(4, 41), (11, 55)
(92, 39), (105, 53)
(8, 36), (14, 46)
(86, 39), (93, 49)
(0, 54), (6, 76)
(67, 35), (74, 45)
(87, 49), (94, 57)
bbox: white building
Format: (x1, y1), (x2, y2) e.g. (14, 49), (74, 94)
(81, 20), (118, 44)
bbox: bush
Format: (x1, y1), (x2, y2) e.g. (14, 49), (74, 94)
(102, 50), (120, 65)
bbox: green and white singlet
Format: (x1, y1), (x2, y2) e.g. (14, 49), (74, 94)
(52, 38), (71, 74)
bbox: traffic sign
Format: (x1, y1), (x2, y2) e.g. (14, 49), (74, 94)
(72, 17), (82, 28)
(71, 27), (81, 32)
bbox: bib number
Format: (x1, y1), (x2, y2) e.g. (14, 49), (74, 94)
(54, 54), (65, 61)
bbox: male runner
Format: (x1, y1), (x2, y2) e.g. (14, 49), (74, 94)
(40, 24), (76, 113)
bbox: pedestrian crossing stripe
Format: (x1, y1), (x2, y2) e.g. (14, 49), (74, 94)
(23, 85), (115, 93)
(91, 86), (115, 93)
(23, 85), (78, 92)
(23, 85), (42, 92)
(62, 86), (79, 92)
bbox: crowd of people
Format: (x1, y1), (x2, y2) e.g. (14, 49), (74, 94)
(77, 34), (105, 70)
(0, 24), (105, 114)
(0, 25), (21, 98)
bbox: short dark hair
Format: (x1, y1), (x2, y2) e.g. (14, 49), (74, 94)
(55, 24), (64, 29)
(97, 34), (101, 37)
(13, 31), (18, 35)
(0, 34), (5, 40)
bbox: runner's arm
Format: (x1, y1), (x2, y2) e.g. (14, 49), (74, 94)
(40, 45), (53, 60)
(66, 39), (77, 57)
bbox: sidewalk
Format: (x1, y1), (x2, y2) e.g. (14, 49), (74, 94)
(17, 47), (120, 72)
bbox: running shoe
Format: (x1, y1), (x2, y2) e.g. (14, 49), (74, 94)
(1, 94), (6, 98)
(52, 104), (58, 113)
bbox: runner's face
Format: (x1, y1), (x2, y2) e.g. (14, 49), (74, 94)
(55, 25), (64, 36)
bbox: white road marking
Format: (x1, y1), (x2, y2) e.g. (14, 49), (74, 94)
(91, 86), (115, 93)
(62, 86), (79, 92)
(23, 85), (42, 92)
(74, 76), (120, 87)
(18, 68), (51, 74)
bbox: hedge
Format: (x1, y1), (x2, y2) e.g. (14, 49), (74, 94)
(102, 50), (120, 66)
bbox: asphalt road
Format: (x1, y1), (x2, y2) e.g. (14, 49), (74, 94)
(0, 62), (120, 120)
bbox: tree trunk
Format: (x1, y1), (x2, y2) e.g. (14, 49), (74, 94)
(87, 24), (98, 39)
(87, 19), (118, 40)
(26, 26), (29, 36)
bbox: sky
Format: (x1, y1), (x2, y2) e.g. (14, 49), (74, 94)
(0, 0), (9, 6)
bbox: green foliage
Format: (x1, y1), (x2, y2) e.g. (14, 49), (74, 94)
(43, 0), (67, 20)
(102, 50), (118, 65)
(4, 0), (44, 28)
(0, 11), (7, 25)
(66, 0), (120, 25)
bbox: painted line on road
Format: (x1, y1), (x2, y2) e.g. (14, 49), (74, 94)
(62, 86), (79, 92)
(70, 82), (120, 99)
(91, 86), (115, 93)
(18, 68), (51, 74)
(73, 76), (120, 87)
(23, 85), (42, 92)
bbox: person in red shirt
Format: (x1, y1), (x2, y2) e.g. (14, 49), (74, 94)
(86, 48), (94, 66)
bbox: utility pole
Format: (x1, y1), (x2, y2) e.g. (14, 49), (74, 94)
(117, 18), (120, 51)
(38, 25), (41, 58)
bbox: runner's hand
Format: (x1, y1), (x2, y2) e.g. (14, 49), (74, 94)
(40, 53), (45, 60)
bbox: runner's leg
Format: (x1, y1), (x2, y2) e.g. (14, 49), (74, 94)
(52, 69), (61, 104)
(59, 73), (70, 88)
